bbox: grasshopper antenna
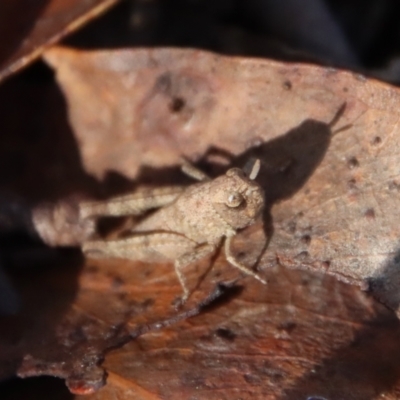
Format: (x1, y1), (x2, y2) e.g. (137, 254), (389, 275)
(243, 158), (261, 180)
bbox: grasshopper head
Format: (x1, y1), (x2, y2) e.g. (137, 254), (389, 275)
(210, 160), (265, 231)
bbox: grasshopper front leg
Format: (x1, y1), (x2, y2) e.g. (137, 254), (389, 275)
(224, 235), (267, 285)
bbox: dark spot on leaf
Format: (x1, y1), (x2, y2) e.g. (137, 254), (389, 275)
(141, 298), (155, 309)
(288, 221), (297, 234)
(144, 269), (152, 277)
(169, 97), (185, 113)
(301, 235), (311, 245)
(388, 180), (400, 191)
(295, 251), (309, 261)
(215, 327), (237, 341)
(322, 260), (331, 269)
(278, 321), (297, 333)
(112, 276), (124, 289)
(283, 80), (292, 90)
(128, 297), (156, 318)
(244, 373), (262, 384)
(347, 178), (357, 190)
(372, 136), (382, 145)
(117, 292), (127, 301)
(364, 208), (375, 220)
(347, 157), (359, 169)
(237, 251), (246, 259)
(155, 73), (172, 93)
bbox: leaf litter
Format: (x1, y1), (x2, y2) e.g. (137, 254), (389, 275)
(1, 46), (400, 398)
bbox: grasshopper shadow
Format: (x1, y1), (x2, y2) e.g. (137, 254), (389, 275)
(187, 116), (338, 256)
(236, 118), (334, 242)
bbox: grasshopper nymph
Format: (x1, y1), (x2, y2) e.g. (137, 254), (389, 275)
(80, 159), (266, 302)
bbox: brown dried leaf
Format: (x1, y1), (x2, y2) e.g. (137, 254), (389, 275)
(0, 0), (119, 83)
(44, 47), (400, 314)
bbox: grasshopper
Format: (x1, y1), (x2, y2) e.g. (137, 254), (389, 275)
(80, 159), (267, 302)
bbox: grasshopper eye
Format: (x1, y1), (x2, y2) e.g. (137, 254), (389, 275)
(226, 192), (244, 208)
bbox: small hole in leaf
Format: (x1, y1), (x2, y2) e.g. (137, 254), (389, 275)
(372, 136), (382, 145)
(347, 157), (359, 169)
(283, 80), (292, 90)
(169, 97), (185, 112)
(278, 321), (297, 333)
(215, 328), (237, 341)
(112, 276), (124, 288)
(347, 178), (357, 190)
(322, 260), (331, 269)
(364, 208), (375, 220)
(301, 235), (311, 245)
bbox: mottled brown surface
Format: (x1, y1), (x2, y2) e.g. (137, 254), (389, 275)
(0, 0), (119, 83)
